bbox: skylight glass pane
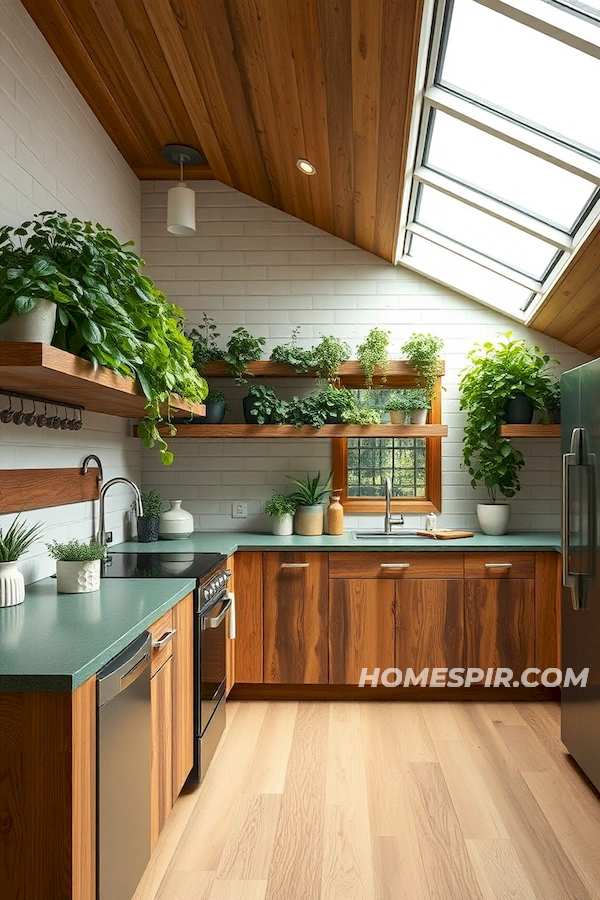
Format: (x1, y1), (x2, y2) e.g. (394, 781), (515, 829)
(425, 110), (597, 231)
(415, 185), (559, 278)
(439, 0), (600, 153)
(406, 235), (533, 315)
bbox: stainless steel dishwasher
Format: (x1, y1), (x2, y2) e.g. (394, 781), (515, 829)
(97, 631), (152, 900)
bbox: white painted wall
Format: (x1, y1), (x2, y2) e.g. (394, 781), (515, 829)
(0, 0), (141, 583)
(140, 180), (587, 534)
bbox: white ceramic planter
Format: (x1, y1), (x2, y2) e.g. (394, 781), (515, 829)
(295, 505), (324, 536)
(0, 299), (57, 344)
(272, 513), (294, 536)
(0, 561), (25, 607)
(477, 502), (511, 536)
(389, 410), (407, 425)
(159, 500), (194, 540)
(409, 408), (428, 425)
(56, 559), (101, 594)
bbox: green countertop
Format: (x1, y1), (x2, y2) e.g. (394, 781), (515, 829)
(0, 577), (195, 693)
(113, 530), (562, 556)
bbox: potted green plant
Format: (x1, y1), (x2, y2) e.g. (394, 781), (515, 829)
(243, 384), (285, 424)
(401, 333), (444, 405)
(405, 388), (431, 425)
(264, 492), (297, 535)
(287, 471), (332, 535)
(47, 539), (106, 594)
(0, 515), (43, 607)
(187, 314), (223, 371)
(312, 335), (351, 384)
(544, 378), (561, 424)
(341, 406), (381, 424)
(357, 327), (391, 388)
(270, 327), (315, 372)
(224, 326), (265, 384)
(135, 490), (164, 543)
(0, 229), (66, 342)
(202, 388), (229, 425)
(384, 391), (412, 425)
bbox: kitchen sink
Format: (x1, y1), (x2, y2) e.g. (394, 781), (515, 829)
(352, 530), (423, 540)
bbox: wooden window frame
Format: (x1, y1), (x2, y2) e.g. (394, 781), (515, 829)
(332, 372), (442, 514)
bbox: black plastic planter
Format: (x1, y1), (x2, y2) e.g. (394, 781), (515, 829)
(137, 516), (160, 543)
(505, 392), (533, 424)
(243, 395), (272, 424)
(203, 401), (226, 424)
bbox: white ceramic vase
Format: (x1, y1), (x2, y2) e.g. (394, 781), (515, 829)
(272, 513), (294, 536)
(409, 408), (428, 425)
(294, 505), (324, 536)
(159, 500), (194, 540)
(0, 299), (57, 344)
(56, 559), (101, 594)
(389, 410), (407, 425)
(0, 561), (25, 607)
(477, 502), (511, 536)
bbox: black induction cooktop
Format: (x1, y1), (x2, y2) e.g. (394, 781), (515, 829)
(101, 551), (226, 582)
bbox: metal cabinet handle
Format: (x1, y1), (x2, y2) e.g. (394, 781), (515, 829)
(380, 563), (410, 569)
(484, 563), (512, 569)
(281, 562), (309, 568)
(203, 597), (232, 630)
(152, 628), (177, 650)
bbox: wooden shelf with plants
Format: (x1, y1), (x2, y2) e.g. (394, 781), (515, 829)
(202, 359), (445, 382)
(138, 423), (449, 439)
(0, 343), (206, 419)
(500, 425), (561, 438)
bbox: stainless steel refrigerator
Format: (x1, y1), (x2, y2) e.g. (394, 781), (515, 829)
(561, 358), (600, 790)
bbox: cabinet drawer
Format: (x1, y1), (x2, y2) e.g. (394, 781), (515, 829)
(149, 608), (174, 675)
(329, 552), (464, 579)
(465, 553), (534, 579)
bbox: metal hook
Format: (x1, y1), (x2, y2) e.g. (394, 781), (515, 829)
(12, 396), (25, 425)
(0, 393), (14, 424)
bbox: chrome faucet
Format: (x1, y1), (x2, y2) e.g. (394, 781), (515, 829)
(96, 477), (143, 548)
(384, 477), (404, 534)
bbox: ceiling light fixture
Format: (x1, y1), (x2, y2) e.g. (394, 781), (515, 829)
(160, 144), (203, 235)
(296, 158), (317, 175)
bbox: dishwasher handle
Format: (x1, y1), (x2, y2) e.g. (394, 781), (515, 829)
(97, 631), (152, 707)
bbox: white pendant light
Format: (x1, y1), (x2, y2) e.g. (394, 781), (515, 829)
(161, 144), (204, 236)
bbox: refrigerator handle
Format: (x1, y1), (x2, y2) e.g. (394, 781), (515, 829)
(562, 428), (591, 611)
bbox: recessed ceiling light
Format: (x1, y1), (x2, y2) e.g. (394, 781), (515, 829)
(296, 158), (316, 175)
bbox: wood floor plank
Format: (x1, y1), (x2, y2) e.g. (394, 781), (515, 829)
(466, 839), (537, 900)
(264, 703), (328, 900)
(208, 880), (267, 900)
(216, 794), (281, 881)
(155, 870), (214, 899)
(493, 723), (548, 774)
(483, 702), (529, 727)
(243, 702), (298, 794)
(423, 701), (464, 742)
(406, 760), (484, 899)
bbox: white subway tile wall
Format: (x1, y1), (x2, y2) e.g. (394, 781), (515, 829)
(140, 180), (587, 534)
(0, 0), (141, 582)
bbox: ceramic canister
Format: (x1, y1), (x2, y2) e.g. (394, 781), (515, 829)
(159, 500), (194, 540)
(0, 561), (26, 607)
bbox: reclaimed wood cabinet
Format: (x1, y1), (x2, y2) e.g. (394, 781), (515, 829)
(396, 579), (464, 671)
(329, 579), (395, 684)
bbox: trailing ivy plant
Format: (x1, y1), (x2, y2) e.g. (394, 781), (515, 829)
(459, 333), (557, 501)
(270, 326), (314, 372)
(284, 385), (356, 428)
(224, 327), (266, 384)
(0, 212), (207, 465)
(401, 333), (444, 404)
(357, 327), (391, 388)
(187, 314), (223, 371)
(312, 335), (351, 383)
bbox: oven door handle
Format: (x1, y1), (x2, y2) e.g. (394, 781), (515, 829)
(202, 596), (232, 630)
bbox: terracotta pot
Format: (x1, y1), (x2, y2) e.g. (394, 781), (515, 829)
(477, 502), (510, 536)
(294, 505), (324, 536)
(56, 559), (101, 594)
(0, 299), (56, 344)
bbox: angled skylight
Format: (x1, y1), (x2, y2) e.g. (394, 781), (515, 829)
(398, 0), (600, 320)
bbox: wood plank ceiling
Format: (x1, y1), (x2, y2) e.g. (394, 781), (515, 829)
(22, 0), (424, 263)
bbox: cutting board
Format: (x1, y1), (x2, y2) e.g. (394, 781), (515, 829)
(416, 529), (474, 540)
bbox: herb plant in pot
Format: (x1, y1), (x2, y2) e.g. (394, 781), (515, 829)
(243, 384), (285, 424)
(287, 471), (332, 536)
(0, 515), (43, 607)
(270, 327), (315, 373)
(385, 391), (411, 425)
(312, 335), (351, 384)
(357, 327), (390, 388)
(47, 539), (105, 594)
(406, 389), (431, 425)
(187, 314), (223, 372)
(401, 333), (444, 405)
(135, 490), (164, 543)
(224, 327), (265, 384)
(203, 388), (229, 425)
(264, 492), (297, 536)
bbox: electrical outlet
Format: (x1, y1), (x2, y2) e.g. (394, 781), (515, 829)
(232, 502), (247, 518)
(105, 531), (113, 544)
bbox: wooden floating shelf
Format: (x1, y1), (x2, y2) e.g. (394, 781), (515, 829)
(0, 343), (205, 420)
(500, 425), (561, 438)
(202, 359), (445, 381)
(138, 424), (449, 439)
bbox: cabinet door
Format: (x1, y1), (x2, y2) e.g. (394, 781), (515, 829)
(396, 580), (464, 671)
(226, 555), (236, 695)
(263, 552), (328, 684)
(172, 592), (194, 799)
(234, 551), (263, 683)
(151, 658), (173, 847)
(329, 579), (395, 684)
(465, 579), (534, 671)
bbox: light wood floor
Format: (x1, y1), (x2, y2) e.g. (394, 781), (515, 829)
(134, 701), (600, 900)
